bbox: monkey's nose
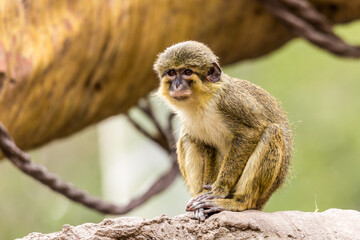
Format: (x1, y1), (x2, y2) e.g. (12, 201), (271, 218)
(177, 83), (189, 90)
(175, 81), (190, 91)
(174, 77), (182, 88)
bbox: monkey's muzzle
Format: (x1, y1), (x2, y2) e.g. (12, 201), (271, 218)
(170, 89), (192, 100)
(169, 78), (192, 100)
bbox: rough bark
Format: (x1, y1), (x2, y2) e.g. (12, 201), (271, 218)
(20, 209), (360, 239)
(0, 0), (360, 155)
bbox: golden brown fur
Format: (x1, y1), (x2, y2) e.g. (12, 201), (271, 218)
(154, 41), (292, 221)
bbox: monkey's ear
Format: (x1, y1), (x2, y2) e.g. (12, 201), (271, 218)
(206, 62), (221, 83)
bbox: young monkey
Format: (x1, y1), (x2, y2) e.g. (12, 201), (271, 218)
(154, 41), (293, 221)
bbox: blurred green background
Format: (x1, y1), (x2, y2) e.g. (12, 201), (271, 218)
(0, 22), (359, 239)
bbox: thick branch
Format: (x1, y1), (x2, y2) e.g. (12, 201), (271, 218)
(0, 0), (360, 155)
(20, 209), (360, 239)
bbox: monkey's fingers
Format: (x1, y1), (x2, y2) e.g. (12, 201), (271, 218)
(191, 199), (224, 214)
(203, 185), (212, 190)
(186, 193), (209, 210)
(186, 192), (213, 211)
(186, 191), (211, 207)
(186, 198), (197, 210)
(190, 200), (211, 211)
(203, 206), (224, 215)
(194, 208), (207, 222)
(188, 194), (224, 211)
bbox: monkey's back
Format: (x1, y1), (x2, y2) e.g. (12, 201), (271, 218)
(216, 74), (293, 160)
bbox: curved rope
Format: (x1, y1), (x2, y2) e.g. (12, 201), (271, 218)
(0, 115), (178, 215)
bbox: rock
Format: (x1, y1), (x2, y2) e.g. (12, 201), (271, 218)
(20, 209), (360, 239)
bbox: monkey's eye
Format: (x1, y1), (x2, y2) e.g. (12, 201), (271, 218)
(167, 69), (176, 76)
(183, 69), (193, 76)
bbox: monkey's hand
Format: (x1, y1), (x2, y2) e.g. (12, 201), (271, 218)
(186, 185), (226, 210)
(186, 185), (226, 221)
(187, 192), (225, 221)
(186, 191), (224, 210)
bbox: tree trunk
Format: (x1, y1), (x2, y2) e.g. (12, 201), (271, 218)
(1, 0), (360, 155)
(20, 209), (360, 239)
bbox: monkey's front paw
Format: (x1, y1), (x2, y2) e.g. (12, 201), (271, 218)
(185, 185), (213, 210)
(191, 199), (225, 217)
(186, 192), (225, 211)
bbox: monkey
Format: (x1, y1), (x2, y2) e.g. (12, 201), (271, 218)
(153, 41), (293, 221)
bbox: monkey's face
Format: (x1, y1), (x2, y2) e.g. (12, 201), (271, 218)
(158, 63), (222, 107)
(161, 67), (194, 101)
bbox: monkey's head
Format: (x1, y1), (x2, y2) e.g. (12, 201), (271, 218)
(154, 41), (222, 107)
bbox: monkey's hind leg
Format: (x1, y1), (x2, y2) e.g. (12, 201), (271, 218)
(190, 124), (288, 215)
